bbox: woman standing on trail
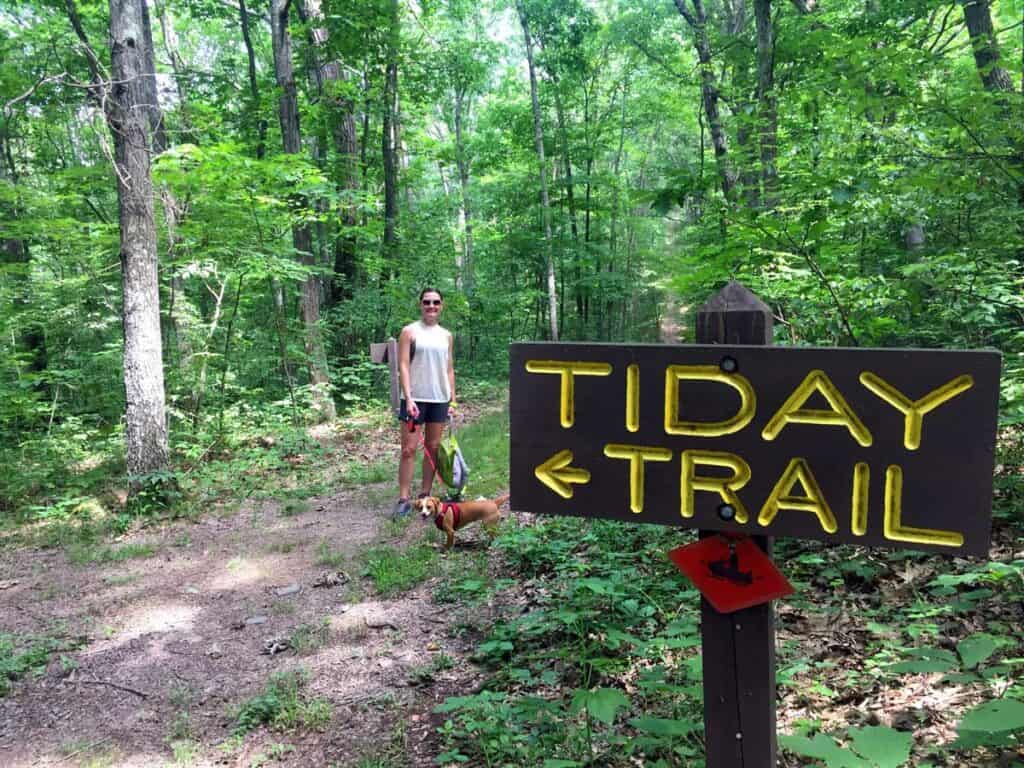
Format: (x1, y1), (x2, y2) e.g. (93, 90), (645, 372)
(393, 288), (455, 518)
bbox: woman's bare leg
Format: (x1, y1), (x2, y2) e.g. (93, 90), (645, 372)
(422, 421), (445, 495)
(398, 424), (419, 500)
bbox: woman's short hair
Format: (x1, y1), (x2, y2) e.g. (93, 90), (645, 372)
(419, 287), (443, 302)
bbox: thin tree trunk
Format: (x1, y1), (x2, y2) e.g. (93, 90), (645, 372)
(674, 0), (738, 203)
(238, 0), (267, 159)
(516, 0), (558, 340)
(191, 277), (226, 430)
(961, 0), (1014, 92)
(298, 0), (359, 301)
(150, 1), (197, 404)
(608, 75), (629, 306)
(270, 0), (335, 421)
(381, 0), (400, 261)
(453, 89), (476, 299)
(551, 78), (579, 242)
(960, 0), (1022, 253)
(755, 0), (778, 209)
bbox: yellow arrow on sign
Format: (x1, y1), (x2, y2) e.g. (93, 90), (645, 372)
(535, 449), (590, 498)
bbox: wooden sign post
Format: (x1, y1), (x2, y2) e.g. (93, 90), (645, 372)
(508, 280), (1002, 767)
(370, 337), (400, 417)
(694, 281), (776, 767)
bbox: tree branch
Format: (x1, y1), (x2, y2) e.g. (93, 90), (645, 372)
(673, 0), (697, 27)
(64, 0), (104, 89)
(3, 73), (69, 119)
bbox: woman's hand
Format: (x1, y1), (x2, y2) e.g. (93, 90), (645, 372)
(407, 399), (420, 420)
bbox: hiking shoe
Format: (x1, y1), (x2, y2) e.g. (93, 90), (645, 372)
(392, 498), (411, 519)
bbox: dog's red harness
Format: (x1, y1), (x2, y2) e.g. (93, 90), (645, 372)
(434, 501), (461, 531)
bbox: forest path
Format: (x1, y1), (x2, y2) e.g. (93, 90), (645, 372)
(0, 448), (495, 767)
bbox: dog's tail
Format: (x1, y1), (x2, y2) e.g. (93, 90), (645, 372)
(493, 492), (511, 508)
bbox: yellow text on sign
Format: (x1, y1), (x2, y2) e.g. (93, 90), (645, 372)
(531, 445), (966, 548)
(526, 360), (974, 451)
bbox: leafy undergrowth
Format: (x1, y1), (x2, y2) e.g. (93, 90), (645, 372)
(232, 667), (332, 735)
(1, 380), (510, 555)
(430, 433), (1024, 767)
(1, 631), (87, 698)
(0, 404), (391, 550)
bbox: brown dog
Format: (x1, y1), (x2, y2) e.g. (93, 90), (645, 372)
(414, 493), (510, 550)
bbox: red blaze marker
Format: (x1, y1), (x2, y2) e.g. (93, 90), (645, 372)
(669, 536), (794, 614)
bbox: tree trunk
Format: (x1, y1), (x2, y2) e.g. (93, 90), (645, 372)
(109, 0), (170, 477)
(298, 0), (360, 304)
(960, 0), (1022, 254)
(551, 78), (579, 242)
(754, 0), (778, 209)
(381, 0), (400, 261)
(150, 1), (198, 409)
(961, 0), (1014, 93)
(333, 93), (360, 300)
(270, 0), (335, 421)
(674, 0), (738, 203)
(453, 89), (476, 299)
(238, 0), (267, 159)
(516, 0), (558, 341)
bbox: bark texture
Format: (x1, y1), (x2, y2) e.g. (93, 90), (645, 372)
(298, 0), (360, 302)
(382, 0), (400, 259)
(755, 0), (778, 209)
(961, 0), (1015, 92)
(674, 0), (738, 202)
(517, 0), (559, 341)
(270, 0), (335, 421)
(453, 89), (475, 298)
(239, 0), (268, 159)
(109, 0), (170, 476)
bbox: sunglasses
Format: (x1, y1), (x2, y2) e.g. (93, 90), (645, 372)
(421, 299), (442, 306)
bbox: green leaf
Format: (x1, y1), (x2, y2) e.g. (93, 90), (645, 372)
(629, 717), (700, 737)
(848, 726), (913, 768)
(889, 647), (958, 674)
(573, 687), (629, 725)
(956, 633), (1000, 670)
(779, 733), (869, 768)
(543, 761), (581, 768)
(957, 698), (1024, 734)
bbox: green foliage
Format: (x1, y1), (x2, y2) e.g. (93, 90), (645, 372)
(288, 619), (331, 655)
(0, 632), (86, 697)
(316, 539), (347, 569)
(435, 517), (706, 764)
(780, 725), (913, 768)
(361, 543), (436, 596)
(571, 687), (630, 725)
(233, 668), (332, 735)
(448, 407), (509, 498)
(407, 652), (454, 686)
(67, 541), (157, 566)
(953, 698), (1024, 749)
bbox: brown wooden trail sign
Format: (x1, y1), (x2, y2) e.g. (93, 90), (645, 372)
(509, 281), (1001, 768)
(369, 338), (400, 416)
(509, 337), (1000, 556)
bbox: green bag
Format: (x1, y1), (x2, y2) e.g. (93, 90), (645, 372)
(436, 428), (469, 496)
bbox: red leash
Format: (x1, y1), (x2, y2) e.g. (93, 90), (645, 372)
(408, 420), (447, 490)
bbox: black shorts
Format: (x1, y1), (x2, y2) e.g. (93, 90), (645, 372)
(398, 399), (450, 425)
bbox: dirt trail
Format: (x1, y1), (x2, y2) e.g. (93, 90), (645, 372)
(0, 483), (493, 767)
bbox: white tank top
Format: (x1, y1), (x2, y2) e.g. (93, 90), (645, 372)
(405, 321), (451, 403)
